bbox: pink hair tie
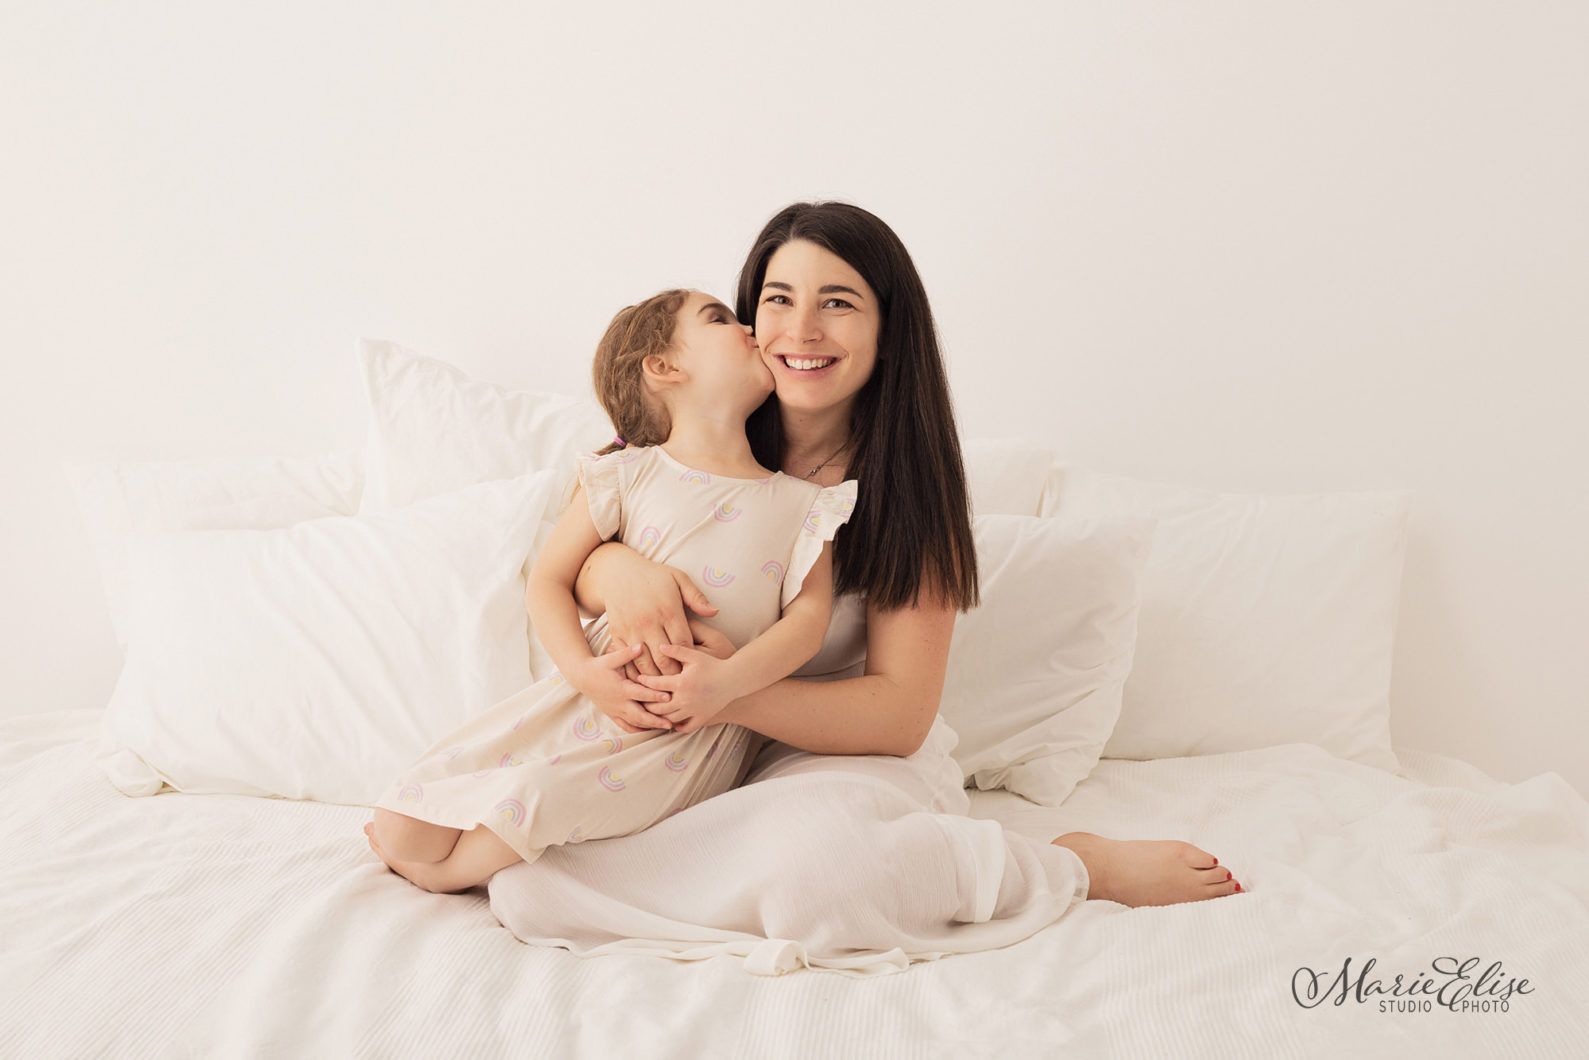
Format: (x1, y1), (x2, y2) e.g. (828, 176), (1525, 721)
(613, 436), (625, 447)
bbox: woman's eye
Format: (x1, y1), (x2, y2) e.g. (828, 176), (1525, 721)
(823, 298), (854, 310)
(762, 294), (790, 306)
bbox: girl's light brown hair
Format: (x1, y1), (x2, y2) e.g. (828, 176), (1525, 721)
(591, 288), (689, 457)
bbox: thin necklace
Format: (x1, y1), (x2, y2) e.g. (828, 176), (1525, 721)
(803, 439), (851, 479)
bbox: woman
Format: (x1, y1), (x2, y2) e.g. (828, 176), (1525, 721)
(487, 203), (1238, 967)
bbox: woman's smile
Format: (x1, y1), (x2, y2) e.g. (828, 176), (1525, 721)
(777, 355), (838, 373)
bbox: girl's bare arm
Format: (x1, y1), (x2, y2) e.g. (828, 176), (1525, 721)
(526, 486), (672, 730)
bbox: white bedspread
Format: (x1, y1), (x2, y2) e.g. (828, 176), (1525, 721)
(3, 709), (1587, 1057)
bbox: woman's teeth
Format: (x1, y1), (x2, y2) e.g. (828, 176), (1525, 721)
(784, 357), (834, 371)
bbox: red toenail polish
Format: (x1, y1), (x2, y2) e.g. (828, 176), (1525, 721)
(1212, 857), (1218, 866)
(1234, 882), (1242, 892)
(1226, 871), (1232, 881)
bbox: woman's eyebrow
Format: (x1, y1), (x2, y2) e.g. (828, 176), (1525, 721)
(761, 280), (866, 301)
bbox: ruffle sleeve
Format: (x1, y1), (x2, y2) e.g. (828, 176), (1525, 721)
(781, 479), (858, 609)
(575, 449), (626, 541)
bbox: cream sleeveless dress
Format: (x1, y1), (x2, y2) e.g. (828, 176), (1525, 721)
(373, 445), (857, 863)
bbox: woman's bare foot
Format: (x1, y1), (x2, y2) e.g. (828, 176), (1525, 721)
(1052, 831), (1241, 906)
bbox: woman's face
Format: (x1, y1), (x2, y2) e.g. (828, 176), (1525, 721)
(754, 239), (880, 420)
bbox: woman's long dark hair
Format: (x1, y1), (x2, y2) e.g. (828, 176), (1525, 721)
(736, 202), (979, 612)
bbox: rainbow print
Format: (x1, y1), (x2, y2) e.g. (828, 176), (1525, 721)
(837, 498), (855, 519)
(472, 768), (492, 778)
(603, 735), (623, 755)
(567, 827), (587, 843)
(573, 714), (601, 741)
(713, 503), (742, 522)
(546, 753), (562, 765)
(442, 746), (464, 760)
(638, 526), (661, 551)
(803, 509), (822, 533)
(598, 766), (626, 792)
(499, 752), (522, 768)
(702, 565), (735, 588)
(398, 783), (423, 803)
(664, 749), (689, 772)
(494, 798), (526, 827)
(679, 469), (712, 485)
(614, 448), (640, 463)
(761, 560), (784, 583)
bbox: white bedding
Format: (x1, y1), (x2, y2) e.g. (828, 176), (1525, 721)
(3, 709), (1587, 1057)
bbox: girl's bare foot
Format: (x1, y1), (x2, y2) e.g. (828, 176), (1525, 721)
(1052, 831), (1241, 906)
(365, 820), (446, 891)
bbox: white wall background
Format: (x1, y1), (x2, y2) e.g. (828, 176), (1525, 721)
(4, 2), (1585, 794)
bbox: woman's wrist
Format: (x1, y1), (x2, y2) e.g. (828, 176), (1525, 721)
(712, 679), (768, 728)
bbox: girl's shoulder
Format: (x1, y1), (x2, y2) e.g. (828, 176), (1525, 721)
(573, 446), (659, 515)
(575, 444), (656, 482)
(789, 477), (858, 537)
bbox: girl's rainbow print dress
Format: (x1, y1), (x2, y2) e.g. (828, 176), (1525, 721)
(373, 445), (856, 863)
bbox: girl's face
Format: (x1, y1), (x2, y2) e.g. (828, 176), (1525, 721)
(666, 291), (774, 412)
(754, 239), (880, 420)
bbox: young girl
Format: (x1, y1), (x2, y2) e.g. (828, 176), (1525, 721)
(364, 288), (856, 894)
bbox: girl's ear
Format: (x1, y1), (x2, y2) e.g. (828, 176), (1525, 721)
(642, 353), (680, 385)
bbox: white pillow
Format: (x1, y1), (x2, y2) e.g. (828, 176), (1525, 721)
(67, 450), (364, 648)
(1038, 465), (1408, 769)
(962, 438), (1057, 517)
(357, 338), (614, 512)
(98, 470), (563, 805)
(939, 512), (1156, 805)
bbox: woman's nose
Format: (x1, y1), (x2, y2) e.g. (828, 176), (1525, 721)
(789, 306), (822, 343)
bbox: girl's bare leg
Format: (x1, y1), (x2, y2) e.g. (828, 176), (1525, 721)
(367, 821), (524, 894)
(1052, 832), (1242, 906)
(371, 808), (462, 863)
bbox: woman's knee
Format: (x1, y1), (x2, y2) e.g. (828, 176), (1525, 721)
(752, 789), (913, 897)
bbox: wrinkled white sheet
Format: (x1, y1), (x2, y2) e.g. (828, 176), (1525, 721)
(3, 709), (1587, 1057)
